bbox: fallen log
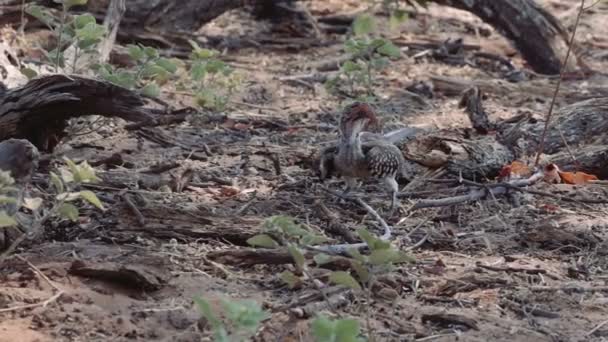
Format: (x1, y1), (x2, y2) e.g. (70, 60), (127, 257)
(0, 74), (152, 152)
(432, 0), (586, 74)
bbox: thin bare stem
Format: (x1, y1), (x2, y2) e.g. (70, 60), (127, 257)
(534, 0), (585, 166)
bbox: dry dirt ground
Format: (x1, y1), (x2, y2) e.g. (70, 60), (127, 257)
(2, 0), (608, 341)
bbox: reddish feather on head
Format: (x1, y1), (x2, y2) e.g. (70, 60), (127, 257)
(339, 102), (380, 135)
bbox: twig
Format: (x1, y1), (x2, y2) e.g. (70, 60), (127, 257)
(586, 319), (608, 337)
(414, 171), (608, 209)
(121, 193), (146, 226)
(0, 291), (64, 313)
(15, 255), (60, 291)
(534, 0), (585, 166)
(477, 263), (547, 275)
(309, 187), (394, 254)
(0, 255), (64, 313)
(531, 285), (608, 293)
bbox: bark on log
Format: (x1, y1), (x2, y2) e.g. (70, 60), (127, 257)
(0, 74), (152, 152)
(430, 76), (608, 103)
(433, 0), (583, 74)
(499, 97), (608, 157)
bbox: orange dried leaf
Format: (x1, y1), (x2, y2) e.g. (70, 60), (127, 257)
(543, 164), (561, 184)
(557, 171), (599, 185)
(497, 161), (531, 180)
(497, 165), (511, 181)
(509, 161), (531, 177)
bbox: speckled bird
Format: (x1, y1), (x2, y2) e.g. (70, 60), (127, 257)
(320, 102), (408, 213)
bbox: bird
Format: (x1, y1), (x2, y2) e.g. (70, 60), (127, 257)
(318, 102), (408, 214)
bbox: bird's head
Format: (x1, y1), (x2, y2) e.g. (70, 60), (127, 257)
(339, 102), (380, 138)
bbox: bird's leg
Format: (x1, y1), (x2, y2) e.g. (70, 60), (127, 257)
(383, 176), (400, 216)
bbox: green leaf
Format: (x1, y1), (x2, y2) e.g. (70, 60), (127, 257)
(220, 298), (269, 332)
(63, 0), (88, 10)
(194, 297), (222, 329)
(63, 157), (80, 181)
(377, 41), (401, 58)
(352, 14), (376, 36)
(190, 62), (206, 81)
(329, 271), (361, 291)
(0, 211), (17, 228)
(143, 46), (159, 59)
(368, 248), (400, 265)
(142, 64), (170, 82)
(389, 9), (409, 30)
(25, 5), (56, 28)
(356, 228), (391, 250)
(287, 244), (305, 270)
(371, 56), (390, 70)
(346, 248), (366, 263)
(20, 67), (38, 80)
(313, 253), (333, 266)
(75, 22), (105, 43)
(344, 38), (368, 55)
(350, 260), (369, 283)
(127, 44), (145, 61)
(341, 60), (362, 74)
(141, 82), (160, 98)
(79, 190), (104, 210)
(58, 203), (79, 222)
(0, 196), (17, 205)
(73, 13), (96, 29)
(205, 59), (227, 74)
(246, 234), (279, 248)
(155, 57), (178, 73)
(49, 172), (64, 193)
(311, 316), (335, 341)
(335, 318), (361, 341)
(280, 270), (300, 289)
(300, 234), (330, 245)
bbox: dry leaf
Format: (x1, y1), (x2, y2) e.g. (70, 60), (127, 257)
(233, 123), (251, 131)
(22, 197), (43, 211)
(543, 164), (561, 184)
(498, 161), (531, 181)
(557, 170), (599, 185)
(510, 161), (531, 177)
(219, 186), (240, 197)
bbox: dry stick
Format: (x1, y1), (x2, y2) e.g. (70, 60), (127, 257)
(310, 187), (393, 254)
(586, 319), (608, 337)
(0, 255), (64, 313)
(414, 172), (608, 209)
(121, 192), (146, 226)
(413, 172), (544, 209)
(534, 0), (586, 166)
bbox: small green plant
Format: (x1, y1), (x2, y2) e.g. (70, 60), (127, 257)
(0, 158), (104, 229)
(194, 295), (269, 342)
(95, 44), (180, 98)
(325, 12), (402, 98)
(184, 40), (241, 111)
(248, 216), (414, 340)
(24, 0), (106, 74)
(247, 215), (330, 288)
(311, 315), (364, 342)
(51, 157), (105, 221)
